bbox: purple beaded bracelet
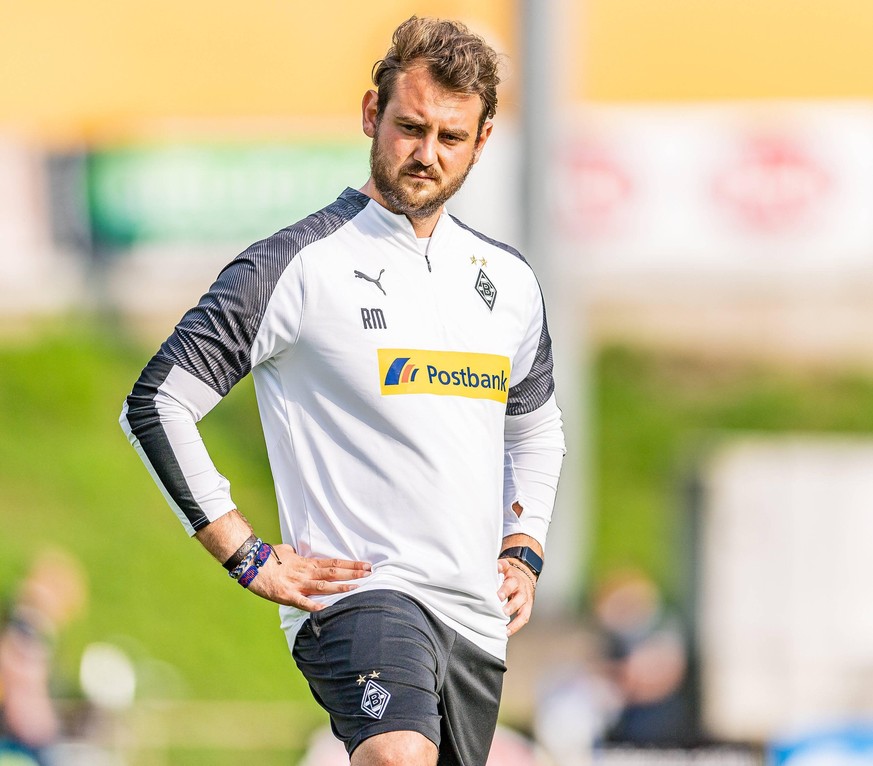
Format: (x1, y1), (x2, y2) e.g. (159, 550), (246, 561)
(238, 566), (259, 588)
(237, 542), (274, 588)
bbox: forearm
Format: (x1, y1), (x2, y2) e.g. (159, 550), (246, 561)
(121, 358), (236, 535)
(193, 508), (257, 564)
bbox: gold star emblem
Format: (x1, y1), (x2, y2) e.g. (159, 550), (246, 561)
(368, 670), (381, 679)
(356, 675), (367, 685)
(478, 257), (487, 267)
(470, 255), (478, 264)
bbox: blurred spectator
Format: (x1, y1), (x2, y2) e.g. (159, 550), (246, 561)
(535, 663), (623, 765)
(0, 549), (87, 764)
(590, 568), (696, 746)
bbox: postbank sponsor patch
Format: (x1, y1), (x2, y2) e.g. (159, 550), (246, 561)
(378, 349), (510, 403)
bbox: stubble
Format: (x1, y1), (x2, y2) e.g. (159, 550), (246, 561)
(369, 125), (476, 220)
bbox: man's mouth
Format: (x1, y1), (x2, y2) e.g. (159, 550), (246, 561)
(403, 166), (438, 182)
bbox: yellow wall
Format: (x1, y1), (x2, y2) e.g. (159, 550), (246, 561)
(0, 0), (516, 144)
(580, 0), (873, 102)
(4, 0), (873, 144)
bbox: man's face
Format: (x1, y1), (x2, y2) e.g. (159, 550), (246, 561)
(363, 66), (492, 221)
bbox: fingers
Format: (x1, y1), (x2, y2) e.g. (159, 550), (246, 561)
(291, 595), (327, 612)
(300, 576), (362, 597)
(496, 558), (513, 600)
(506, 602), (532, 636)
(272, 546), (372, 581)
(310, 558), (372, 581)
(298, 557), (372, 598)
(497, 559), (535, 637)
(247, 547), (372, 611)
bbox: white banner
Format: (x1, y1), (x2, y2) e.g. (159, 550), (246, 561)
(699, 436), (873, 741)
(557, 103), (873, 278)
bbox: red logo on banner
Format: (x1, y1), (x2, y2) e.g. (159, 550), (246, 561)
(558, 141), (633, 237)
(712, 135), (830, 232)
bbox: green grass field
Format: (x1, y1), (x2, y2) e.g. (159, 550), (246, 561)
(0, 324), (306, 697)
(4, 322), (873, 762)
(590, 345), (873, 599)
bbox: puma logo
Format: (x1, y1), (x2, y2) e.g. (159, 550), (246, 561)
(355, 269), (386, 296)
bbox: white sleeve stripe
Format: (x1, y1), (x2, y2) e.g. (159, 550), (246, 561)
(122, 357), (234, 532)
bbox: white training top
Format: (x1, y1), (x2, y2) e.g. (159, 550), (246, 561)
(120, 188), (565, 660)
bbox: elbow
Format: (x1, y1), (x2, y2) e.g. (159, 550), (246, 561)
(119, 399), (133, 439)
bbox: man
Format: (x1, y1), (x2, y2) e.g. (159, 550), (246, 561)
(121, 16), (565, 766)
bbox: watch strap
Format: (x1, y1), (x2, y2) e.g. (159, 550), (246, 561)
(499, 546), (543, 578)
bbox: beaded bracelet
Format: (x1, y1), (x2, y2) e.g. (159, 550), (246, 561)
(223, 534), (258, 572)
(254, 542), (272, 567)
(238, 566), (259, 588)
(237, 543), (274, 589)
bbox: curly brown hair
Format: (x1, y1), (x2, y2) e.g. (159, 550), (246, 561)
(372, 16), (501, 133)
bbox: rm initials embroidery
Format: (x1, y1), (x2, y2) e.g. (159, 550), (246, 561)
(361, 307), (387, 329)
(361, 679), (391, 719)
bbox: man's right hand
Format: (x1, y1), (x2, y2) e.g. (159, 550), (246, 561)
(246, 543), (371, 611)
(194, 509), (371, 611)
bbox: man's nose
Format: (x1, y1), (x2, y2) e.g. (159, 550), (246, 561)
(413, 134), (438, 167)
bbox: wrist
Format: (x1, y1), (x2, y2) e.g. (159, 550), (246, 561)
(498, 546), (543, 580)
(222, 534), (259, 571)
(194, 509), (257, 564)
(506, 560), (537, 590)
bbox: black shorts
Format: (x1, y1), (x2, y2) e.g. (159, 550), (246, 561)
(292, 589), (506, 765)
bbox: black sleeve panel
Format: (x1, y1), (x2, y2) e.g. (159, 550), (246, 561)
(122, 188), (369, 530)
(506, 303), (555, 417)
(124, 356), (210, 530)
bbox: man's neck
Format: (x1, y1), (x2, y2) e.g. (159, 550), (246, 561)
(359, 181), (441, 238)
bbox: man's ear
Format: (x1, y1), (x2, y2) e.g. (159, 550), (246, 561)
(472, 120), (494, 165)
(362, 90), (379, 138)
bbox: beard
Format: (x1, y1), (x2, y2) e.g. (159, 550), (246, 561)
(369, 126), (476, 220)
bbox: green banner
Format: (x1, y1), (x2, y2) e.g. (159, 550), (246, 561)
(87, 141), (369, 246)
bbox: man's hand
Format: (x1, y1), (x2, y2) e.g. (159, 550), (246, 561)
(245, 544), (371, 611)
(194, 510), (371, 612)
(497, 532), (543, 636)
(497, 557), (536, 636)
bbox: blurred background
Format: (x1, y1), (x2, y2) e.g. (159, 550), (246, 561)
(5, 0), (873, 763)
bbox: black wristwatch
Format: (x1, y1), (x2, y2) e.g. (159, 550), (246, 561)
(499, 546), (543, 579)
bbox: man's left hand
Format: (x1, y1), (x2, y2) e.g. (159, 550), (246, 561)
(497, 557), (536, 636)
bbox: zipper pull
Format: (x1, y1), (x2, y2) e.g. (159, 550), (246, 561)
(424, 253), (432, 273)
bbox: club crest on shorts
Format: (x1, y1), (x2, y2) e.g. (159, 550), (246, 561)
(360, 678), (391, 719)
(475, 269), (497, 311)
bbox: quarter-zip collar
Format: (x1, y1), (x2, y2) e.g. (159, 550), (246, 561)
(342, 187), (453, 260)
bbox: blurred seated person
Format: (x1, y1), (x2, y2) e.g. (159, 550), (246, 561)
(591, 567), (696, 746)
(0, 549), (87, 763)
